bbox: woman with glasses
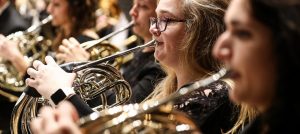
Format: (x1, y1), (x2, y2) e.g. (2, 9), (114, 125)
(28, 0), (237, 133)
(148, 0), (237, 133)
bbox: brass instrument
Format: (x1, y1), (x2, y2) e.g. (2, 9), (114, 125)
(57, 21), (135, 69)
(78, 68), (227, 134)
(11, 40), (156, 134)
(0, 15), (53, 101)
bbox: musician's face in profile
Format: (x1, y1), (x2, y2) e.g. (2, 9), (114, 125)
(130, 0), (156, 39)
(47, 0), (71, 27)
(213, 0), (277, 111)
(150, 0), (186, 69)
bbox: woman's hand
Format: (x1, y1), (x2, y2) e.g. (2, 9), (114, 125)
(30, 101), (81, 134)
(0, 34), (29, 74)
(26, 56), (76, 99)
(0, 35), (23, 61)
(56, 37), (90, 63)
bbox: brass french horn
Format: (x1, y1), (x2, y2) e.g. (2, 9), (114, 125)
(10, 40), (156, 134)
(0, 15), (53, 101)
(57, 21), (136, 69)
(78, 68), (227, 134)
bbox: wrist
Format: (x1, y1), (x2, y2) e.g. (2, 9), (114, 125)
(50, 87), (76, 106)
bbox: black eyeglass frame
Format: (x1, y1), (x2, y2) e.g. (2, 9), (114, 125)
(150, 17), (186, 32)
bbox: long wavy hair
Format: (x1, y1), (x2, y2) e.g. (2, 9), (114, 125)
(52, 0), (97, 51)
(147, 0), (229, 99)
(248, 0), (300, 133)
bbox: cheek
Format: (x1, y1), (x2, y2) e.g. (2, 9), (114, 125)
(166, 27), (185, 44)
(233, 47), (276, 106)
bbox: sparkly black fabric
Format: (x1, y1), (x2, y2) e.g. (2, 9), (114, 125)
(173, 80), (238, 134)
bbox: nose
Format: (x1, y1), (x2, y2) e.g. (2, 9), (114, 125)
(149, 23), (161, 36)
(213, 31), (232, 62)
(129, 5), (138, 19)
(47, 3), (52, 14)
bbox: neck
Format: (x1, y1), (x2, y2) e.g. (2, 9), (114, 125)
(62, 22), (72, 37)
(175, 66), (203, 89)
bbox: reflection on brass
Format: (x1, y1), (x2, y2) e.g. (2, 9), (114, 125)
(0, 89), (18, 102)
(57, 21), (136, 69)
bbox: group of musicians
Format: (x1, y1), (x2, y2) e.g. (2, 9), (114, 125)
(1, 0), (300, 133)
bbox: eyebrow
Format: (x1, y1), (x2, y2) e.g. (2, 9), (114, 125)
(230, 19), (241, 26)
(156, 9), (177, 18)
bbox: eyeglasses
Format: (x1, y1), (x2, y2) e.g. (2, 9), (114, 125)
(150, 17), (186, 32)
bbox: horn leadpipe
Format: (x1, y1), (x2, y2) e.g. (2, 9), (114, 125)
(6, 15), (53, 40)
(72, 39), (156, 72)
(26, 15), (53, 33)
(80, 21), (135, 50)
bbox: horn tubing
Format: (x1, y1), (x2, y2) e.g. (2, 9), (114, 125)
(73, 39), (156, 72)
(80, 21), (135, 50)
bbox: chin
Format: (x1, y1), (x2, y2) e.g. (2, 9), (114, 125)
(229, 86), (249, 105)
(51, 21), (58, 27)
(154, 52), (165, 63)
(229, 90), (240, 104)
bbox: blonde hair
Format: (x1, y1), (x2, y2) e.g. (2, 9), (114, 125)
(145, 0), (229, 100)
(225, 104), (258, 134)
(222, 79), (258, 133)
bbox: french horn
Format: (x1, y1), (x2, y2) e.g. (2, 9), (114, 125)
(57, 21), (136, 69)
(78, 68), (227, 134)
(0, 15), (53, 101)
(10, 40), (156, 134)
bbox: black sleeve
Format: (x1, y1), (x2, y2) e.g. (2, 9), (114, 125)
(128, 66), (164, 103)
(67, 95), (94, 117)
(106, 64), (165, 104)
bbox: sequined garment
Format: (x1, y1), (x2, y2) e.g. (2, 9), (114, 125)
(174, 80), (238, 134)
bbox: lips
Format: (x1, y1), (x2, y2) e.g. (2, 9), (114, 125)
(226, 69), (240, 80)
(154, 39), (163, 46)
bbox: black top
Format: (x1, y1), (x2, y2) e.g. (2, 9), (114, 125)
(173, 80), (238, 134)
(119, 50), (165, 103)
(75, 35), (95, 44)
(239, 110), (300, 134)
(0, 3), (30, 36)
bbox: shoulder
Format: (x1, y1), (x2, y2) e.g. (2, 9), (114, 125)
(174, 80), (231, 111)
(190, 80), (230, 99)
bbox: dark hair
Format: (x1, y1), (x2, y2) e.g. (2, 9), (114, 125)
(249, 0), (300, 133)
(53, 0), (97, 51)
(67, 0), (97, 35)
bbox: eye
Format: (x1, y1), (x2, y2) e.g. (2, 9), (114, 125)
(137, 4), (148, 10)
(234, 29), (251, 39)
(53, 3), (60, 7)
